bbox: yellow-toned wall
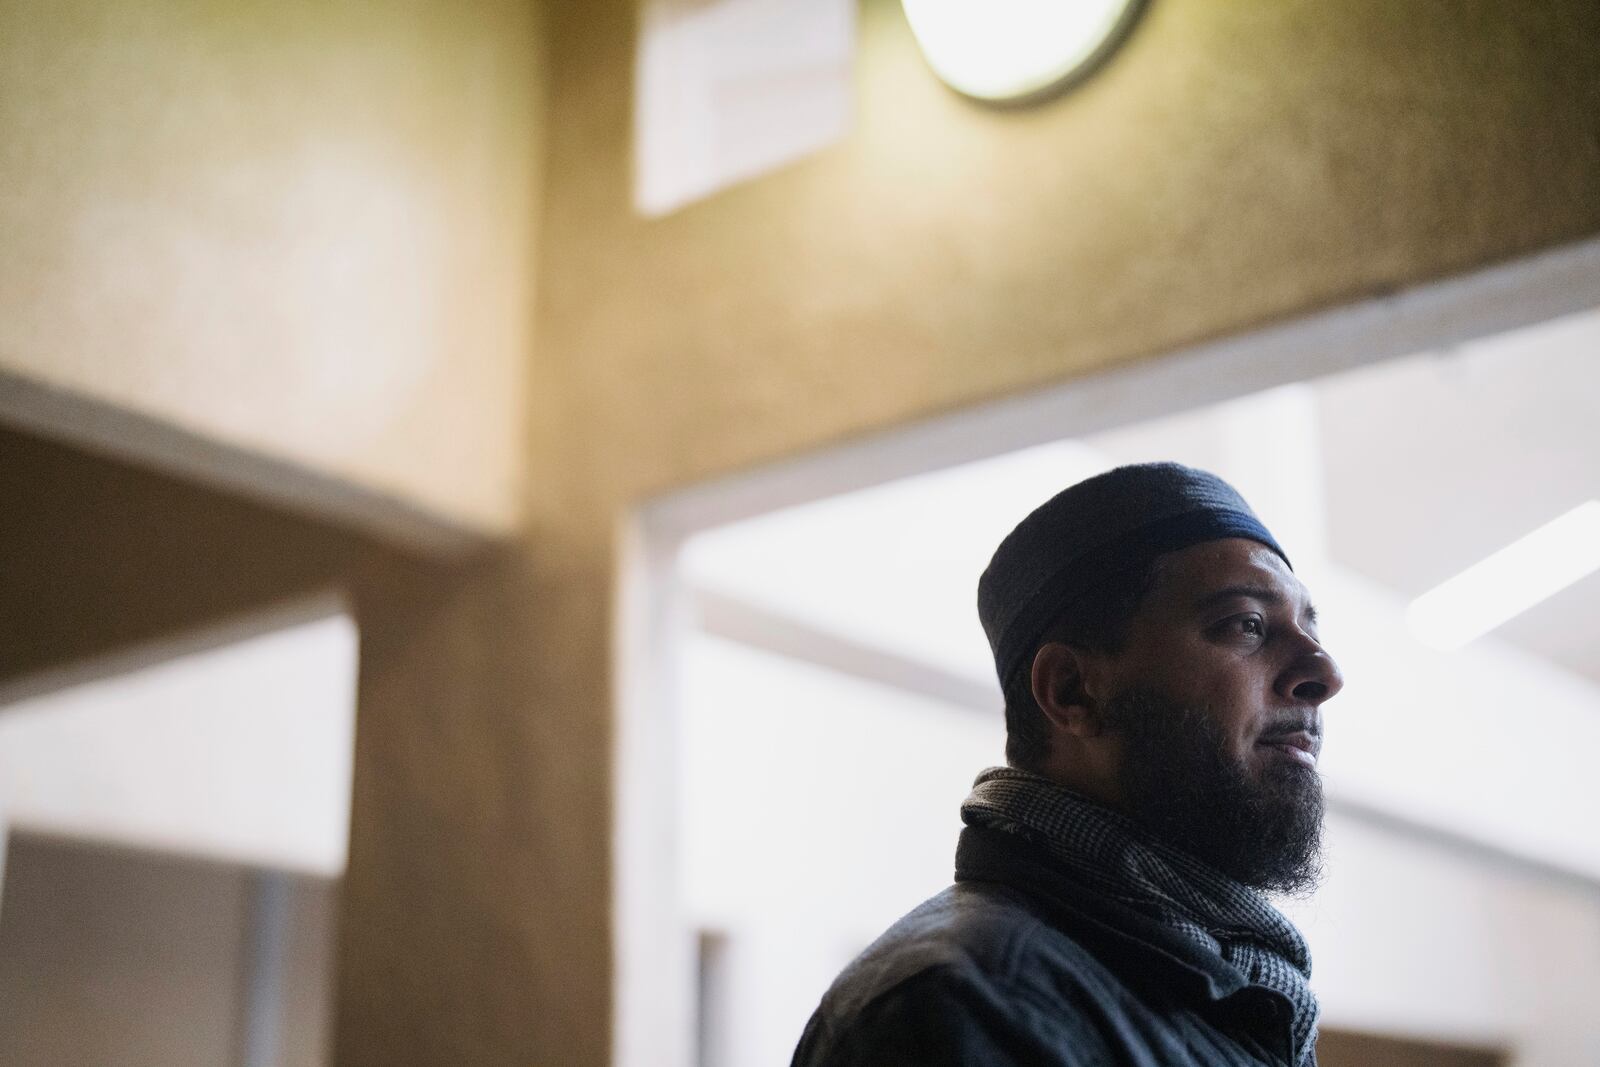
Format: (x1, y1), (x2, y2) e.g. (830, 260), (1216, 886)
(534, 0), (1600, 512)
(8, 1), (1600, 1066)
(0, 0), (544, 536)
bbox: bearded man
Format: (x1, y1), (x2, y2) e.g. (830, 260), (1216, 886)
(790, 462), (1343, 1067)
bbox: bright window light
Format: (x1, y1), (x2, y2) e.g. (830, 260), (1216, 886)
(901, 0), (1142, 103)
(1406, 500), (1600, 650)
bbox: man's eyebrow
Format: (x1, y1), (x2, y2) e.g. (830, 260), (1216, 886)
(1194, 584), (1319, 624)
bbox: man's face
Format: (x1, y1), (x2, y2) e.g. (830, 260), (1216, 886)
(1095, 538), (1344, 891)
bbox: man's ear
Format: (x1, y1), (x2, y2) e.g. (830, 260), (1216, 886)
(1030, 642), (1110, 738)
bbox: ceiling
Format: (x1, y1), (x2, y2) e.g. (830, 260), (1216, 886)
(1314, 311), (1600, 682)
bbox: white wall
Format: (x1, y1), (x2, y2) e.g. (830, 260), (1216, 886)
(1293, 814), (1600, 1067)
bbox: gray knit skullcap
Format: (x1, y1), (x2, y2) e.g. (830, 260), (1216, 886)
(977, 462), (1289, 689)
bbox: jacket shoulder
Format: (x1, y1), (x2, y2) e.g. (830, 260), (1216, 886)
(791, 882), (1121, 1066)
(820, 882), (1051, 1012)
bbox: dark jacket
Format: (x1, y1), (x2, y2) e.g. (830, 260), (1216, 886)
(790, 825), (1307, 1066)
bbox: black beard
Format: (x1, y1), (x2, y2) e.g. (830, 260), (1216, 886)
(1101, 686), (1324, 895)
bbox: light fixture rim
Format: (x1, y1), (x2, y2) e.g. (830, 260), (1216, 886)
(903, 0), (1151, 109)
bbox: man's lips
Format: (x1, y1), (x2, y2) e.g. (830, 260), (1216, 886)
(1256, 729), (1320, 768)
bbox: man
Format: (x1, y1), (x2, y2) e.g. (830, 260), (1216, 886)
(790, 462), (1343, 1067)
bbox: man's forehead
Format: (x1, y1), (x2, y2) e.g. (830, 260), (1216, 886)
(1148, 538), (1311, 608)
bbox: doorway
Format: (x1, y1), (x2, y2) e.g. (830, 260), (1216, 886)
(618, 237), (1600, 1067)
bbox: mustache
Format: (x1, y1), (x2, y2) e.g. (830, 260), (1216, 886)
(1258, 710), (1320, 739)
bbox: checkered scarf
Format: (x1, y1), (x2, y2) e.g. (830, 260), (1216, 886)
(962, 766), (1318, 1066)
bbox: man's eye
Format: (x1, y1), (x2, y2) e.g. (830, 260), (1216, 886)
(1236, 615), (1265, 637)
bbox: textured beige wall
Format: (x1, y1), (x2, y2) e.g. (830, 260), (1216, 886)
(533, 0), (1600, 513)
(9, 1), (1600, 1066)
(0, 0), (544, 535)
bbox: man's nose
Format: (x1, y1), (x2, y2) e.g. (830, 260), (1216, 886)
(1279, 641), (1344, 706)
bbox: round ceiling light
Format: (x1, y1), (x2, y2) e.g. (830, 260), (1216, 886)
(900, 0), (1146, 105)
